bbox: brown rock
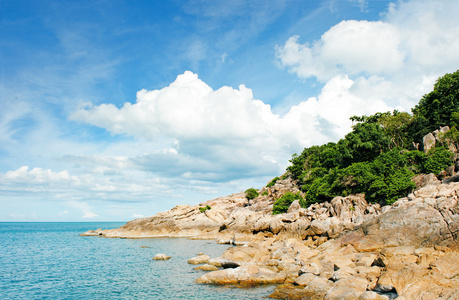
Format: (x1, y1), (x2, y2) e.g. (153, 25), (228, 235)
(376, 263), (429, 295)
(194, 264), (219, 271)
(152, 253), (171, 260)
(188, 255), (210, 264)
(299, 262), (322, 276)
(358, 291), (390, 300)
(429, 252), (459, 279)
(331, 266), (357, 281)
(269, 283), (320, 300)
(324, 277), (368, 300)
(287, 200), (301, 213)
(303, 277), (333, 299)
(294, 273), (317, 286)
(195, 265), (286, 285)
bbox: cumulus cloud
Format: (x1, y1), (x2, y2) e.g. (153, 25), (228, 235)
(70, 71), (392, 183)
(276, 0), (459, 110)
(277, 21), (403, 81)
(4, 166), (75, 184)
(0, 165), (171, 202)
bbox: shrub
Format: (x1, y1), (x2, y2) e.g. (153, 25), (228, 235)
(199, 205), (211, 213)
(266, 177), (280, 187)
(422, 147), (454, 174)
(245, 188), (259, 200)
(273, 192), (303, 215)
(261, 191), (268, 196)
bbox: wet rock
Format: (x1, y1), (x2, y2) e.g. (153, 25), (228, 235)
(152, 253), (171, 260)
(194, 264), (219, 271)
(80, 228), (103, 236)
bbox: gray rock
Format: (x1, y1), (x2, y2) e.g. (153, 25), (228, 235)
(422, 132), (436, 153)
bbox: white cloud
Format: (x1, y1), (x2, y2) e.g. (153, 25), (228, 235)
(276, 0), (459, 111)
(70, 70), (398, 184)
(277, 21), (403, 81)
(4, 166), (75, 184)
(0, 165), (170, 202)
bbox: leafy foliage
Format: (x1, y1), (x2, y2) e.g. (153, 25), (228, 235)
(412, 70), (459, 133)
(283, 70), (459, 207)
(267, 177), (280, 187)
(199, 205), (211, 213)
(273, 192), (303, 215)
(245, 188), (259, 200)
(422, 148), (454, 174)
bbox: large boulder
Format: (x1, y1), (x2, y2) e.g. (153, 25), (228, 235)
(339, 183), (459, 251)
(195, 264), (286, 285)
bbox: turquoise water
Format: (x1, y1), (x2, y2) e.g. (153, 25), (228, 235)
(0, 222), (275, 299)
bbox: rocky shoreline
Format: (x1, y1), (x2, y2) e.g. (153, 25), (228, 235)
(82, 174), (459, 299)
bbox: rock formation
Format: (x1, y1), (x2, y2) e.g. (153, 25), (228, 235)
(193, 183), (459, 299)
(82, 175), (459, 299)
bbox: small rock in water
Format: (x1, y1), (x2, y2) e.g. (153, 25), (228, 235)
(140, 246), (150, 248)
(152, 253), (171, 260)
(188, 255), (210, 265)
(194, 264), (219, 271)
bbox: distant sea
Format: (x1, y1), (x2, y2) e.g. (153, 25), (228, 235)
(0, 222), (275, 299)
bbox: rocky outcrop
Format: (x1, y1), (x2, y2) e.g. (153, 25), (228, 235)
(81, 176), (382, 240)
(82, 192), (249, 238)
(82, 173), (459, 299)
(194, 183), (459, 299)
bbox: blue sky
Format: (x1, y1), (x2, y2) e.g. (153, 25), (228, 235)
(1, 0), (459, 221)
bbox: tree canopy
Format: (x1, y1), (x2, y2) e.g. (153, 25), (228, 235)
(272, 70), (459, 214)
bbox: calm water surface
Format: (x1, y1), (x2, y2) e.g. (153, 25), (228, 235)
(0, 222), (275, 299)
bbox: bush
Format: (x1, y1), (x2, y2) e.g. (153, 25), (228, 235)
(266, 177), (280, 187)
(273, 192), (303, 215)
(283, 70), (459, 207)
(422, 147), (454, 174)
(245, 188), (259, 200)
(199, 205), (211, 213)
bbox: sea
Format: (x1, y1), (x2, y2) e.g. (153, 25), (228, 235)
(0, 222), (276, 299)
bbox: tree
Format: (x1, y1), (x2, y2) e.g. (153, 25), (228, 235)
(412, 70), (459, 133)
(273, 192), (303, 215)
(378, 111), (413, 149)
(245, 188), (259, 200)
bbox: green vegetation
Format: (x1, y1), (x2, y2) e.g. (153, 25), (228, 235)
(273, 192), (303, 215)
(283, 70), (458, 209)
(199, 205), (211, 213)
(245, 188), (259, 200)
(262, 191), (268, 196)
(267, 177), (280, 187)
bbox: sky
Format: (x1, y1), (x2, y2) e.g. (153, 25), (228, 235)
(1, 0), (459, 222)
